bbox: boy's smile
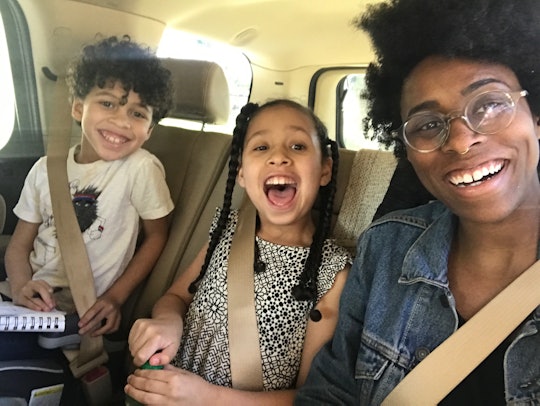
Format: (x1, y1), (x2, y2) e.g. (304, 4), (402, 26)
(71, 81), (154, 164)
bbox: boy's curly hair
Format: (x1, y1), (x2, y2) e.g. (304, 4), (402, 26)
(356, 0), (540, 158)
(66, 35), (173, 125)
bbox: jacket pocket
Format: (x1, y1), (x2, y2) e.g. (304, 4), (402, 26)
(354, 342), (390, 403)
(354, 342), (391, 380)
(354, 340), (408, 405)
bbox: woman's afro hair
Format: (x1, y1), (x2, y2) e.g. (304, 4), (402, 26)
(356, 0), (540, 158)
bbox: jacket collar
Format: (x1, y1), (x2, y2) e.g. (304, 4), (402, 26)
(397, 201), (540, 288)
(399, 202), (456, 288)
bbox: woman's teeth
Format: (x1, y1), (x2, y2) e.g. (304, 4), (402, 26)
(449, 162), (503, 186)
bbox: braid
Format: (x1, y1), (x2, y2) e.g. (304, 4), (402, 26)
(292, 134), (340, 321)
(189, 103), (259, 293)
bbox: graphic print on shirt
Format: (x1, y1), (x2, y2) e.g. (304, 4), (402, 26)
(70, 183), (105, 240)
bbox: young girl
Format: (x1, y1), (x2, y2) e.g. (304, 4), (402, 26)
(125, 99), (351, 404)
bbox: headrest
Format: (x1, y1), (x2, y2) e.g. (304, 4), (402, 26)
(160, 58), (230, 125)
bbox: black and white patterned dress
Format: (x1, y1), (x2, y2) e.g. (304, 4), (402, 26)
(172, 209), (352, 390)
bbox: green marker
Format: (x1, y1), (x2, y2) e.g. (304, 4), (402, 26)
(140, 360), (164, 370)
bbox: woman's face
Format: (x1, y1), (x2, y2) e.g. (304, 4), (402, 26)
(401, 56), (540, 223)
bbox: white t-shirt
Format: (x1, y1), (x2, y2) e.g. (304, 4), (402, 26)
(14, 145), (174, 302)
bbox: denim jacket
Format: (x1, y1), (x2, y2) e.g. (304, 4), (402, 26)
(296, 201), (540, 405)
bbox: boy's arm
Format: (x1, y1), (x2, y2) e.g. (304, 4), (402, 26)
(78, 215), (169, 335)
(5, 220), (37, 293)
(4, 219), (56, 311)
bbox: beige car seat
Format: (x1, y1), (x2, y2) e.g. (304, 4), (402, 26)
(332, 148), (397, 255)
(123, 59), (233, 329)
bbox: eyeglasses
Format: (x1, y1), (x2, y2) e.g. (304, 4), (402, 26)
(393, 89), (528, 153)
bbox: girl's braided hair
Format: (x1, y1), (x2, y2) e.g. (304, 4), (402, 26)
(189, 99), (339, 321)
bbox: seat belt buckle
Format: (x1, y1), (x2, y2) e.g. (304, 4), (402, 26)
(64, 349), (109, 378)
(81, 365), (112, 406)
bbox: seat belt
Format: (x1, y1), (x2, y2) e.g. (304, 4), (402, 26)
(46, 76), (108, 378)
(382, 259), (540, 406)
(227, 196), (264, 390)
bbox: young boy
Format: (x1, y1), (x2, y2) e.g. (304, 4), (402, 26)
(3, 36), (174, 356)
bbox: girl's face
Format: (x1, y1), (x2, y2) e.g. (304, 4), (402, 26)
(72, 80), (154, 163)
(237, 105), (332, 236)
(401, 56), (540, 223)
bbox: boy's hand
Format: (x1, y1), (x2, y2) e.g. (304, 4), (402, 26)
(13, 279), (56, 312)
(78, 295), (121, 336)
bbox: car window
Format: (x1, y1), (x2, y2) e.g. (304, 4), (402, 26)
(0, 0), (42, 158)
(0, 0), (43, 234)
(309, 68), (384, 151)
(338, 73), (380, 151)
(0, 14), (15, 151)
(157, 28), (252, 134)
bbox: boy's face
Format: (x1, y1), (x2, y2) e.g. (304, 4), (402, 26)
(71, 81), (154, 163)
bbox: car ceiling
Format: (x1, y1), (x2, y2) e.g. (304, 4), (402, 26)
(62, 0), (377, 71)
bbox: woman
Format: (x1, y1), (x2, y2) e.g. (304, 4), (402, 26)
(296, 0), (540, 404)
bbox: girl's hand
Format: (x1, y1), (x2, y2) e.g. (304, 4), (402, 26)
(125, 364), (216, 405)
(128, 317), (182, 367)
(78, 295), (121, 336)
(13, 279), (56, 311)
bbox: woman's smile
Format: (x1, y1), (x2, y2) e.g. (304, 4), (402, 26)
(447, 159), (505, 187)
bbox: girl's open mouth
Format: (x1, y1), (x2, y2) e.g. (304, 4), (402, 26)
(264, 176), (297, 206)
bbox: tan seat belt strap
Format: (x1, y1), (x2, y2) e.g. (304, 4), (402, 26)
(46, 77), (107, 378)
(227, 197), (264, 390)
(382, 259), (540, 406)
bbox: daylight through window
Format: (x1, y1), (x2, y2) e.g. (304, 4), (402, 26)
(157, 28), (251, 134)
(0, 13), (16, 151)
